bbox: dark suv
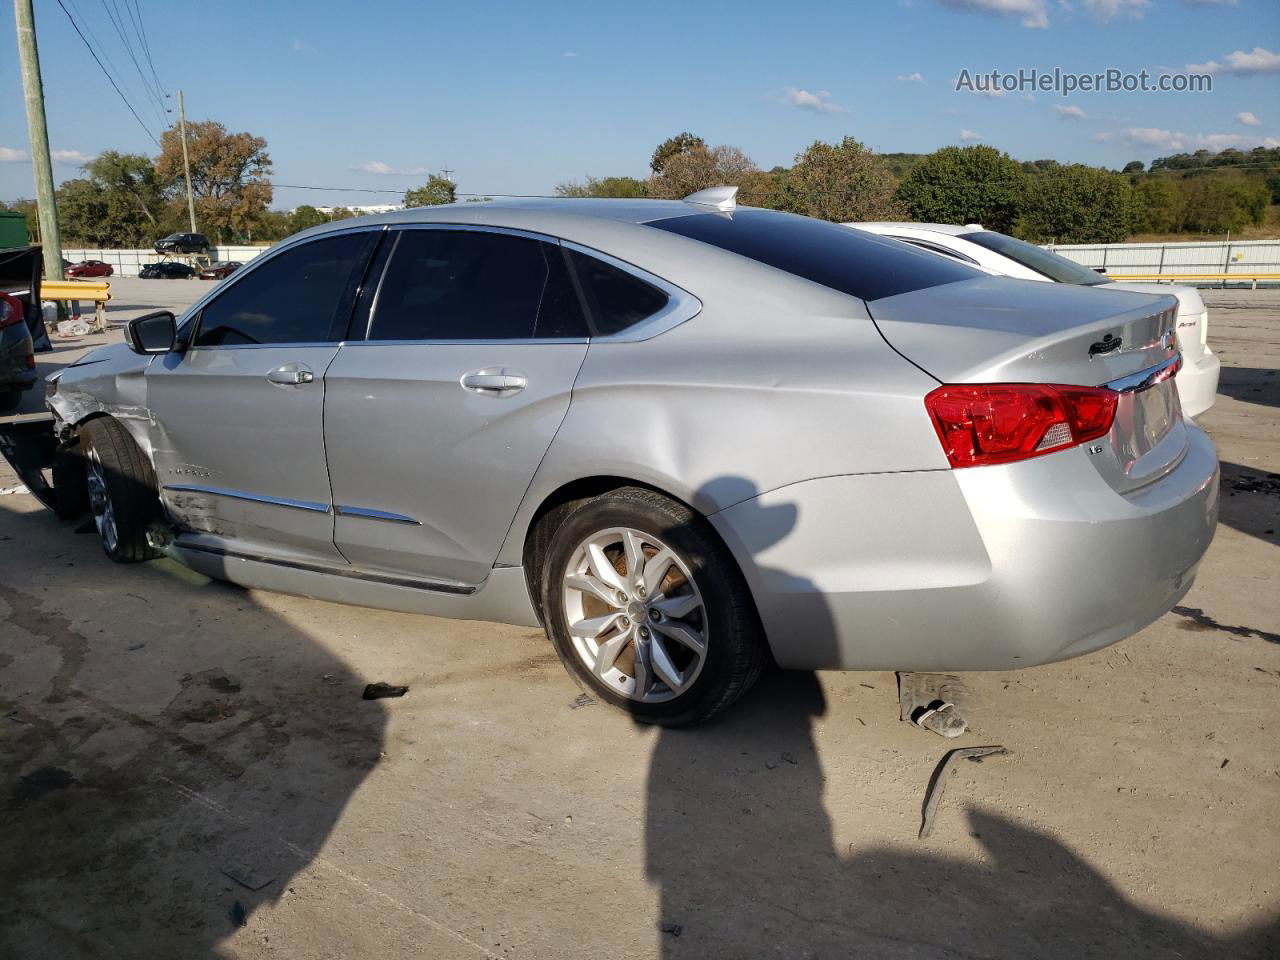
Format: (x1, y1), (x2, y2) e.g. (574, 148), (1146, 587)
(155, 233), (209, 255)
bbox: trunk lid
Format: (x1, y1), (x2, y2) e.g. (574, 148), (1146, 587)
(871, 276), (1184, 493)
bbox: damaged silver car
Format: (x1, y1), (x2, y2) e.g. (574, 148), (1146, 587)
(21, 190), (1219, 725)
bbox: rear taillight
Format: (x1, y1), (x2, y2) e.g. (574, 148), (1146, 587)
(0, 292), (23, 330)
(24, 354), (35, 369)
(925, 383), (1119, 468)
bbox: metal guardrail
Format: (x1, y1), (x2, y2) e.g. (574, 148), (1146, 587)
(1108, 272), (1280, 290)
(41, 279), (111, 332)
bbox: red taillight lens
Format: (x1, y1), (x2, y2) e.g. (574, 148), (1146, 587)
(24, 354), (35, 369)
(924, 382), (1118, 468)
(0, 292), (23, 330)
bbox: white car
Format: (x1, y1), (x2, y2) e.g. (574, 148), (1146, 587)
(848, 223), (1220, 418)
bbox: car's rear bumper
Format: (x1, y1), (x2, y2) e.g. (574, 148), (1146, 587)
(710, 425), (1220, 671)
(1176, 346), (1220, 419)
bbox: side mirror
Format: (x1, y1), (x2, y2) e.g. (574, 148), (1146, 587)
(125, 310), (177, 354)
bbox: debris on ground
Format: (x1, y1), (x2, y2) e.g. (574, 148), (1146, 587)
(898, 672), (971, 738)
(362, 682), (409, 700)
(570, 692), (595, 709)
(661, 922), (683, 937)
(919, 746), (1008, 839)
(221, 862), (277, 892)
(230, 900), (248, 928)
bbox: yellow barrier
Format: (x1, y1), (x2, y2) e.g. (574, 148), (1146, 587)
(39, 279), (111, 332)
(1109, 273), (1280, 290)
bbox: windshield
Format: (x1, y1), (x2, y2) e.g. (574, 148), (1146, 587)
(964, 231), (1111, 286)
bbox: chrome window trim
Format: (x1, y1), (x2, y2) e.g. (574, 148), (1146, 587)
(163, 483), (330, 514)
(1104, 352), (1182, 394)
(334, 505), (422, 525)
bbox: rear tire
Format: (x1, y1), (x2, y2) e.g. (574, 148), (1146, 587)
(539, 487), (768, 726)
(81, 417), (161, 563)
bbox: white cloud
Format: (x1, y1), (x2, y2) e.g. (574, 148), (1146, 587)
(1236, 111), (1261, 126)
(1110, 127), (1280, 152)
(1022, 91), (1036, 103)
(1055, 104), (1088, 120)
(0, 146), (29, 163)
(1092, 132), (1113, 142)
(1188, 47), (1280, 75)
(353, 160), (429, 176)
(896, 72), (926, 83)
(959, 128), (983, 141)
(562, 51), (577, 58)
(781, 87), (847, 113)
(51, 149), (94, 164)
(938, 0), (1048, 29)
(1081, 0), (1150, 19)
(290, 37), (316, 55)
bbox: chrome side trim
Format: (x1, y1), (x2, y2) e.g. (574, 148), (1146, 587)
(163, 483), (331, 513)
(560, 240), (703, 343)
(173, 539), (477, 595)
(1104, 352), (1182, 394)
(335, 505), (421, 525)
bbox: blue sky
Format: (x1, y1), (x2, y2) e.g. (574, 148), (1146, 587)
(2, 0), (1277, 210)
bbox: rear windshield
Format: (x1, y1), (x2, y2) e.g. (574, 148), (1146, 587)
(648, 209), (978, 301)
(964, 231), (1110, 286)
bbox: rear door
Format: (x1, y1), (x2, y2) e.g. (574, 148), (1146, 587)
(323, 226), (589, 586)
(146, 229), (378, 562)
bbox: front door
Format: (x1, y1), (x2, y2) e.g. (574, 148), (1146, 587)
(323, 227), (589, 585)
(147, 230), (378, 563)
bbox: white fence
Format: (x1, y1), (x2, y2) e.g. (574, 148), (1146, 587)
(62, 244), (270, 277)
(1047, 238), (1280, 283)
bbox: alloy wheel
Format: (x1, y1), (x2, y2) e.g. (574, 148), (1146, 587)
(86, 447), (119, 554)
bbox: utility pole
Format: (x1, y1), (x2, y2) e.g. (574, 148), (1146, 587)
(13, 0), (63, 279)
(177, 89), (197, 233)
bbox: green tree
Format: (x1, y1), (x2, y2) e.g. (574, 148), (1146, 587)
(1015, 164), (1133, 243)
(783, 137), (904, 222)
(646, 144), (772, 205)
(287, 204), (330, 233)
(897, 145), (1026, 232)
(1131, 177), (1181, 234)
(554, 175), (648, 198)
(1122, 160), (1145, 174)
(156, 120), (272, 243)
(650, 132), (705, 175)
(1179, 176), (1270, 233)
(404, 174), (456, 207)
(326, 207), (356, 221)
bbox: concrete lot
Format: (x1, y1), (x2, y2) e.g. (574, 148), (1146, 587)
(1, 284), (1278, 959)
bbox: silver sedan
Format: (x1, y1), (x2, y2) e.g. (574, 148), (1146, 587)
(39, 189), (1219, 725)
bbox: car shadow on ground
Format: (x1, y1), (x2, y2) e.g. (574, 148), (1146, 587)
(643, 477), (1278, 959)
(1216, 366), (1280, 410)
(0, 502), (387, 958)
(1217, 460), (1280, 548)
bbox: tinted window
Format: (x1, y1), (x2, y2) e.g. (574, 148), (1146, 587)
(896, 237), (979, 265)
(567, 250), (669, 336)
(649, 209), (978, 301)
(368, 230), (587, 341)
(964, 231), (1110, 286)
(193, 233), (372, 347)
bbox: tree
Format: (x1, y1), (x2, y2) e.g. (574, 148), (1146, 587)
(897, 145), (1026, 232)
(1015, 164), (1133, 243)
(85, 152), (166, 230)
(326, 207), (356, 221)
(650, 132), (704, 175)
(1131, 177), (1182, 234)
(286, 204), (329, 234)
(156, 120), (272, 243)
(53, 152), (174, 246)
(554, 175), (648, 198)
(783, 137), (905, 222)
(404, 175), (456, 207)
(646, 144), (773, 205)
(1122, 160), (1145, 174)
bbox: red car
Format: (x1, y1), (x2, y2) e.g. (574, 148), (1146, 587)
(198, 261), (242, 280)
(66, 260), (113, 278)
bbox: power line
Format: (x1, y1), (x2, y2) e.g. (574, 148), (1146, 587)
(99, 0), (166, 128)
(125, 0), (167, 114)
(54, 0), (160, 146)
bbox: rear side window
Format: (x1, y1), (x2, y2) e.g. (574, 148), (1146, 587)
(567, 250), (670, 336)
(895, 237), (980, 266)
(648, 209), (978, 301)
(194, 233), (373, 346)
(367, 230), (588, 340)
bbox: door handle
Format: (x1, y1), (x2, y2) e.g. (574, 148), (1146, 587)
(267, 363), (315, 386)
(460, 367), (527, 396)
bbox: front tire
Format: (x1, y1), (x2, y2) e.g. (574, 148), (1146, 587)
(81, 417), (161, 563)
(539, 487), (768, 726)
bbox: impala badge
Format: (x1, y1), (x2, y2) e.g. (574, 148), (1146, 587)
(1088, 333), (1122, 358)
